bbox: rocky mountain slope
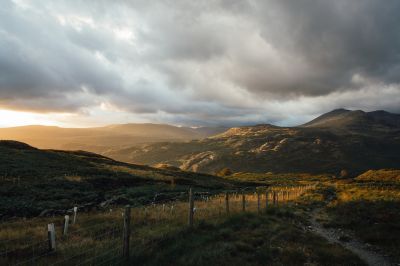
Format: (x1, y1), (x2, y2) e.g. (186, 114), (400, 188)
(106, 109), (400, 176)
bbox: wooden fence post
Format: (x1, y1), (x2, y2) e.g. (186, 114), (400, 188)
(63, 215), (69, 236)
(257, 192), (260, 214)
(265, 191), (269, 211)
(188, 188), (194, 227)
(273, 191), (277, 206)
(47, 223), (56, 252)
(242, 192), (246, 212)
(123, 206), (131, 260)
(225, 192), (230, 215)
(73, 207), (77, 224)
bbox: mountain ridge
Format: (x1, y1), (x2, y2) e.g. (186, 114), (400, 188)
(301, 108), (400, 132)
(0, 123), (228, 153)
(105, 109), (400, 176)
(1, 109), (399, 176)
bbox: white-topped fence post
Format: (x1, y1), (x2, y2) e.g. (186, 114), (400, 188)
(63, 215), (69, 236)
(47, 223), (56, 252)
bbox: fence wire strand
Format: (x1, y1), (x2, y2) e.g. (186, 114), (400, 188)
(1, 185), (315, 265)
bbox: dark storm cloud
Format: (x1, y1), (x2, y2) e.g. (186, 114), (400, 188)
(250, 0), (400, 96)
(0, 1), (123, 112)
(0, 0), (399, 124)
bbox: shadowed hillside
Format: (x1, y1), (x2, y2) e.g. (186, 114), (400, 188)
(302, 109), (400, 134)
(0, 140), (234, 219)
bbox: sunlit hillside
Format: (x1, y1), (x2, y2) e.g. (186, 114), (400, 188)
(104, 109), (400, 176)
(1, 0), (400, 265)
(0, 124), (227, 154)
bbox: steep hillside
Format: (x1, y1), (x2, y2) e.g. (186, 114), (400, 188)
(302, 109), (400, 134)
(0, 141), (234, 218)
(355, 169), (400, 182)
(106, 110), (400, 176)
(0, 124), (227, 154)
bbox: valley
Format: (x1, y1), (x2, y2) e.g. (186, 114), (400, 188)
(0, 124), (227, 154)
(104, 109), (400, 176)
(0, 109), (399, 265)
(2, 1), (400, 264)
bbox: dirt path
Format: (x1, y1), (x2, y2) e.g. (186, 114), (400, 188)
(309, 207), (396, 266)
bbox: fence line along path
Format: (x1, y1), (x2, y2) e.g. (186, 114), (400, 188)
(0, 184), (315, 265)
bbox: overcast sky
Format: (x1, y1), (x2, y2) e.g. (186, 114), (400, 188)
(1, 0), (400, 127)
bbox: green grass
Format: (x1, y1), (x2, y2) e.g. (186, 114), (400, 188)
(324, 181), (400, 260)
(289, 170), (400, 262)
(0, 141), (237, 219)
(1, 187), (364, 266)
(130, 210), (365, 266)
(1, 141), (398, 265)
(224, 172), (329, 186)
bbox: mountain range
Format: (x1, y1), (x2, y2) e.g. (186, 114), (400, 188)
(103, 109), (400, 176)
(0, 123), (227, 154)
(1, 109), (399, 176)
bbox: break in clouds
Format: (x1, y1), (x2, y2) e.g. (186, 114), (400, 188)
(1, 0), (400, 126)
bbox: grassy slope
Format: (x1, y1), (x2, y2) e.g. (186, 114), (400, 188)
(1, 139), (398, 264)
(0, 197), (365, 266)
(225, 172), (331, 185)
(132, 210), (364, 266)
(0, 141), (235, 218)
(290, 169), (400, 262)
(225, 170), (400, 263)
(324, 170), (400, 260)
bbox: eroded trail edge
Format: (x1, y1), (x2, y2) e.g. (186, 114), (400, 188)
(309, 207), (396, 266)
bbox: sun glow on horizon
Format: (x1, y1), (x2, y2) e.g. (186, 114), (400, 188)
(0, 108), (154, 128)
(0, 109), (66, 128)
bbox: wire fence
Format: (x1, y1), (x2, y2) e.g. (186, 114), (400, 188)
(0, 184), (315, 265)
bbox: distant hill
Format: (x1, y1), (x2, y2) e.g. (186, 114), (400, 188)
(0, 140), (233, 218)
(302, 109), (400, 134)
(0, 123), (228, 154)
(106, 109), (400, 176)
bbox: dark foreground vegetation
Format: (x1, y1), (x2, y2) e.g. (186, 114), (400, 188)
(0, 198), (365, 266)
(0, 140), (235, 219)
(1, 140), (399, 265)
(323, 170), (400, 261)
(131, 210), (364, 266)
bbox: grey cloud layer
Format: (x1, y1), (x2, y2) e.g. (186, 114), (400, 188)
(0, 0), (399, 125)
